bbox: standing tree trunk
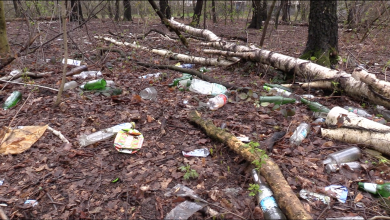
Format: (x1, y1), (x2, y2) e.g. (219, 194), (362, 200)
(211, 0), (216, 23)
(13, 0), (21, 17)
(159, 0), (171, 19)
(281, 0), (290, 22)
(123, 0), (132, 21)
(248, 0), (265, 29)
(191, 0), (203, 27)
(203, 0), (207, 28)
(0, 0), (10, 59)
(108, 2), (113, 19)
(70, 0), (84, 24)
(114, 0), (120, 21)
(300, 0), (338, 67)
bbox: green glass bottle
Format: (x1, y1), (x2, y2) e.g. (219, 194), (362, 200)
(300, 98), (330, 113)
(169, 73), (192, 87)
(3, 91), (22, 110)
(259, 96), (296, 105)
(80, 79), (106, 90)
(358, 182), (390, 197)
(264, 83), (292, 92)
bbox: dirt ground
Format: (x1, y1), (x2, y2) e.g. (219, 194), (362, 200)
(0, 17), (389, 219)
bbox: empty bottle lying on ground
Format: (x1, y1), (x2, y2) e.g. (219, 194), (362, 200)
(78, 122), (134, 147)
(3, 91), (22, 110)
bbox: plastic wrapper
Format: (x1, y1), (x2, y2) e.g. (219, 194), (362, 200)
(62, 58), (81, 66)
(299, 189), (330, 205)
(164, 184), (207, 203)
(24, 200), (38, 207)
(324, 185), (348, 203)
(182, 148), (210, 157)
(114, 129), (144, 154)
(165, 200), (206, 220)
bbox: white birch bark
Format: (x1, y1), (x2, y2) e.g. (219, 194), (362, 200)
(352, 68), (390, 98)
(94, 36), (233, 66)
(322, 106), (390, 156)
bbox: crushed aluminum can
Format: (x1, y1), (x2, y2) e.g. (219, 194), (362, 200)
(114, 129), (144, 154)
(299, 189), (330, 205)
(24, 200), (38, 207)
(324, 185), (348, 203)
(182, 148), (210, 157)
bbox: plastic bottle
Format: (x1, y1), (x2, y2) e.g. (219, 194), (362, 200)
(63, 81), (78, 91)
(263, 86), (292, 97)
(343, 106), (372, 118)
(207, 94), (228, 110)
(80, 79), (106, 90)
(260, 96), (296, 105)
(358, 182), (390, 197)
(322, 146), (362, 165)
(290, 122), (310, 146)
(140, 87), (157, 100)
(178, 64), (195, 69)
(325, 161), (361, 173)
(264, 83), (292, 92)
(169, 73), (192, 87)
(73, 71), (102, 79)
(3, 91), (22, 110)
(106, 80), (115, 87)
(78, 122), (134, 147)
(189, 79), (227, 96)
(251, 169), (287, 220)
(139, 72), (161, 79)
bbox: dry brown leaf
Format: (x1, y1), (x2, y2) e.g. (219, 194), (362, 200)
(354, 192), (363, 203)
(131, 94), (142, 103)
(147, 115), (155, 123)
(321, 141), (334, 148)
(34, 164), (52, 172)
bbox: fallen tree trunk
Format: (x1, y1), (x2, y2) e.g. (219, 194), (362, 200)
(136, 62), (239, 89)
(352, 68), (390, 98)
(322, 106), (390, 156)
(188, 110), (312, 220)
(167, 19), (390, 109)
(6, 16), (59, 22)
(0, 71), (52, 82)
(94, 36), (233, 67)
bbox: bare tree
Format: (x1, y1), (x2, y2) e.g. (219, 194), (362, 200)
(191, 0), (203, 27)
(123, 0), (132, 21)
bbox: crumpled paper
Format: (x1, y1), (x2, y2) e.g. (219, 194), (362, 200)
(0, 125), (48, 154)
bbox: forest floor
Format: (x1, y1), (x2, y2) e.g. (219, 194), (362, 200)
(0, 17), (389, 219)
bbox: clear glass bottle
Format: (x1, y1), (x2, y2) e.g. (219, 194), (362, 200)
(73, 71), (102, 79)
(139, 87), (157, 100)
(263, 86), (292, 97)
(78, 122), (134, 147)
(80, 79), (106, 90)
(3, 91), (22, 110)
(207, 94), (228, 110)
(290, 122), (310, 146)
(322, 146), (362, 165)
(325, 161), (361, 173)
(189, 79), (227, 96)
(251, 169), (287, 220)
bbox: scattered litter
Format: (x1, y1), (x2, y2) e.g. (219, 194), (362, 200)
(178, 63), (195, 69)
(165, 200), (206, 220)
(47, 126), (70, 143)
(0, 179), (3, 186)
(322, 147), (361, 165)
(259, 96), (296, 106)
(62, 58), (81, 66)
(139, 72), (161, 79)
(205, 206), (219, 217)
(222, 187), (242, 198)
(78, 122), (134, 147)
(236, 135), (250, 142)
(290, 122), (310, 146)
(114, 129), (144, 154)
(207, 94), (228, 110)
(63, 81), (78, 91)
(10, 69), (21, 76)
(182, 148), (210, 157)
(73, 71), (102, 79)
(139, 87), (157, 100)
(0, 125), (48, 155)
(324, 185), (348, 203)
(301, 94), (315, 99)
(3, 91), (22, 110)
(299, 189), (330, 205)
(169, 73), (192, 87)
(358, 182), (390, 197)
(24, 200), (38, 207)
(80, 79), (106, 90)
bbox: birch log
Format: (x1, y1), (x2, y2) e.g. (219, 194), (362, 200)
(167, 19), (390, 109)
(322, 106), (390, 155)
(352, 68), (390, 98)
(94, 36), (233, 66)
(188, 110), (312, 220)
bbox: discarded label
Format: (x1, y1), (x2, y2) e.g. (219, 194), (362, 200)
(299, 189), (330, 205)
(324, 185), (348, 203)
(62, 58), (81, 66)
(114, 129), (144, 154)
(24, 200), (38, 207)
(182, 148), (210, 157)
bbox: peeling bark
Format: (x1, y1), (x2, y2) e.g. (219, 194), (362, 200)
(352, 68), (390, 98)
(188, 110), (312, 220)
